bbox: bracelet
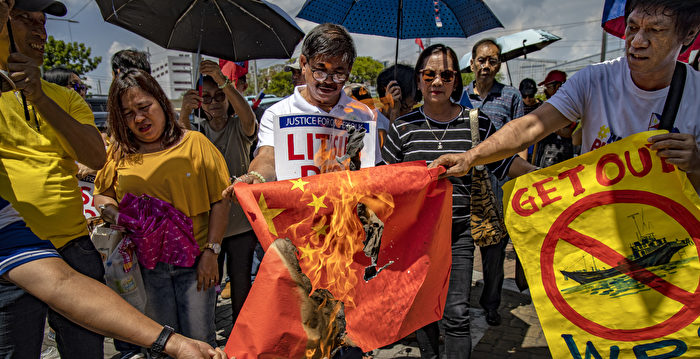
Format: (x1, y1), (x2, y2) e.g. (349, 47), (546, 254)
(247, 171), (266, 183)
(218, 77), (232, 89)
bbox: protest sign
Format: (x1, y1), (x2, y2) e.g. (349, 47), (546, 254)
(227, 162), (453, 356)
(503, 131), (700, 358)
(273, 113), (376, 180)
(79, 175), (98, 218)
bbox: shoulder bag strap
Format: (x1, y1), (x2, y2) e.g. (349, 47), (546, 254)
(469, 109), (485, 171)
(658, 61), (687, 131)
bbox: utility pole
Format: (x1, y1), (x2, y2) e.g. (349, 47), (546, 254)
(97, 79), (102, 94)
(600, 30), (608, 62)
(47, 18), (78, 42)
(252, 60), (259, 94)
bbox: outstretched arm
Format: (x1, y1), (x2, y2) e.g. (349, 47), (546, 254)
(5, 258), (226, 359)
(222, 146), (275, 200)
(430, 103), (570, 177)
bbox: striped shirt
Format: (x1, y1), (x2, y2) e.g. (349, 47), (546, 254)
(383, 106), (516, 224)
(459, 81), (524, 130)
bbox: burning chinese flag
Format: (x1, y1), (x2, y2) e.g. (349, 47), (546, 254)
(226, 161), (453, 356)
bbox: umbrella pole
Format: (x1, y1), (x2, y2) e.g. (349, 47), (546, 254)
(394, 0), (403, 78)
(506, 61), (513, 86)
(194, 8), (205, 120)
(6, 21), (31, 125)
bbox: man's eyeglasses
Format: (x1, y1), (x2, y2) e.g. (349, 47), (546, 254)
(311, 69), (348, 84)
(420, 69), (457, 83)
(522, 94), (535, 99)
(202, 92), (226, 104)
(70, 82), (87, 93)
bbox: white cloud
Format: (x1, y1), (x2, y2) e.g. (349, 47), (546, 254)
(108, 41), (131, 56)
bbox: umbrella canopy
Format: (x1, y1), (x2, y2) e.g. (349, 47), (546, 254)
(602, 0), (699, 63)
(297, 0), (502, 66)
(459, 29), (561, 72)
(297, 0), (502, 39)
(96, 0), (304, 61)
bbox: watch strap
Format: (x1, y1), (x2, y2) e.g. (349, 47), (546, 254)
(149, 325), (174, 358)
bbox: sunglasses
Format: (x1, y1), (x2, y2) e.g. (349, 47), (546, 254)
(70, 82), (87, 93)
(522, 94), (535, 99)
(420, 69), (457, 83)
(202, 92), (226, 104)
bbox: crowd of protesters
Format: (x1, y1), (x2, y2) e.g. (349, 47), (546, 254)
(1, 0), (699, 358)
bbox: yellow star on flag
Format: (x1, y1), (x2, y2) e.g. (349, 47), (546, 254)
(289, 178), (309, 192)
(311, 221), (329, 236)
(307, 193), (328, 214)
(258, 193), (285, 236)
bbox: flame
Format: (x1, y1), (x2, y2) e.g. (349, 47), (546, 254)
(296, 170), (394, 309)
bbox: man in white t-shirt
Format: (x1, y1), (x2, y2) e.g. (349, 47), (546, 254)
(432, 0), (700, 194)
(223, 23), (379, 194)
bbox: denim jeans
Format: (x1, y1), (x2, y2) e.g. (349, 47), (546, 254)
(49, 235), (105, 358)
(478, 235), (508, 312)
(416, 221), (475, 359)
(0, 278), (48, 358)
(142, 261), (217, 347)
(217, 230), (258, 326)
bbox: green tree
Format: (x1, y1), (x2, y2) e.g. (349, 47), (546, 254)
(461, 72), (475, 86)
(42, 36), (102, 75)
(265, 71), (293, 97)
(349, 56), (384, 86)
(460, 71), (505, 86)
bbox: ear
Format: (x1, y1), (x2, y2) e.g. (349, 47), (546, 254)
(682, 26), (700, 47)
(470, 58), (476, 72)
(299, 54), (308, 75)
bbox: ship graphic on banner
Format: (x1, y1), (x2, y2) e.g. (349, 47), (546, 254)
(560, 210), (695, 298)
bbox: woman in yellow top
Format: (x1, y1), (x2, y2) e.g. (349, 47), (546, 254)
(94, 69), (231, 347)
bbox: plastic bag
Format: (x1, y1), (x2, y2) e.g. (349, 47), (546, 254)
(90, 222), (123, 263)
(104, 242), (147, 312)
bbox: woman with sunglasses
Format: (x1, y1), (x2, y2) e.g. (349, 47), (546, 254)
(93, 69), (231, 348)
(43, 66), (87, 99)
(179, 60), (258, 329)
(383, 44), (529, 359)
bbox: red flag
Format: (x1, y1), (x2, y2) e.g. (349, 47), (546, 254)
(415, 38), (425, 51)
(226, 162), (453, 356)
(219, 59), (249, 81)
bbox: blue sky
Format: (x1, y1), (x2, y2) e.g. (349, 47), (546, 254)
(46, 0), (623, 95)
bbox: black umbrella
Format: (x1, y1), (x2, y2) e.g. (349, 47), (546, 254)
(95, 0), (304, 62)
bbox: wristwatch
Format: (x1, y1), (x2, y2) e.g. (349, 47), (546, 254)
(205, 242), (221, 254)
(149, 325), (174, 358)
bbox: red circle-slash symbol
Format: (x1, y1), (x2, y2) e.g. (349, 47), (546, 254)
(540, 190), (700, 341)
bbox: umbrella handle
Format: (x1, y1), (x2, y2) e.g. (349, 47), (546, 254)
(6, 21), (32, 126)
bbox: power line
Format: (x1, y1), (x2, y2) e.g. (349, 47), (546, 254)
(69, 0), (93, 20)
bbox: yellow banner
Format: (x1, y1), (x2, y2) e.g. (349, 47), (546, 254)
(503, 131), (700, 358)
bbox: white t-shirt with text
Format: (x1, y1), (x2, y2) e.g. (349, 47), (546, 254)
(256, 85), (382, 164)
(547, 57), (700, 154)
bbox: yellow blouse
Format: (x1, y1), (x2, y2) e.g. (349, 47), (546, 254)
(95, 131), (230, 248)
